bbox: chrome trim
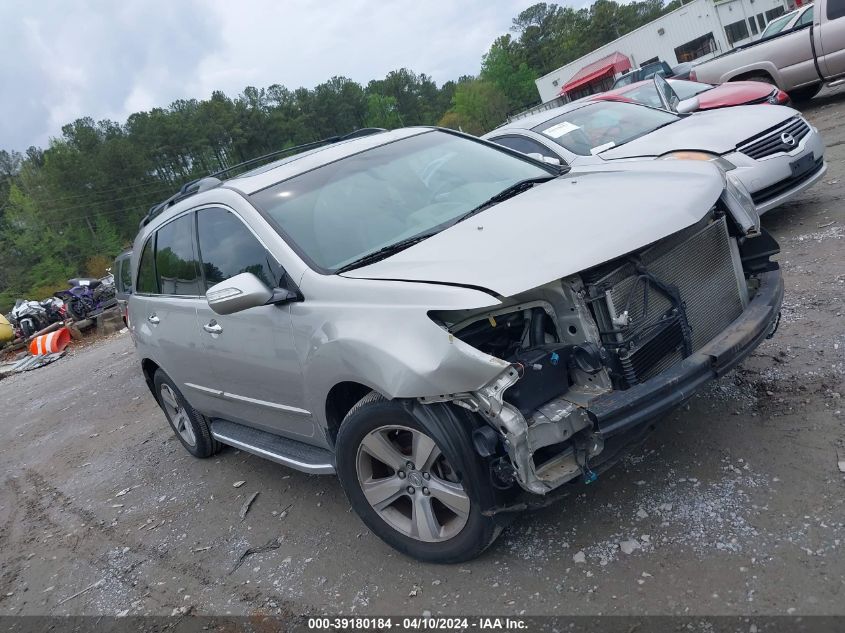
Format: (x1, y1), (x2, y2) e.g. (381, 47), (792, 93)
(184, 382), (223, 397)
(210, 430), (335, 475)
(183, 383), (311, 416)
(222, 392), (311, 416)
(736, 117), (811, 161)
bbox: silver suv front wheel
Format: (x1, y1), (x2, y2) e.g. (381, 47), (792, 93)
(335, 392), (501, 563)
(356, 425), (471, 542)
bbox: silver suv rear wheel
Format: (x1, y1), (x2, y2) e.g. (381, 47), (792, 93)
(152, 369), (220, 458)
(159, 383), (197, 447)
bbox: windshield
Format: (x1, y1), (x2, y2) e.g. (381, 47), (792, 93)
(532, 101), (678, 155)
(669, 80), (714, 100)
(760, 11), (796, 37)
(249, 131), (553, 271)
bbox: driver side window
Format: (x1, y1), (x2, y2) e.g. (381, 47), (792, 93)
(196, 208), (283, 292)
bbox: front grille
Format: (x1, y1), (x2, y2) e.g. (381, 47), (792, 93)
(751, 157), (824, 205)
(737, 117), (810, 159)
(588, 217), (745, 383)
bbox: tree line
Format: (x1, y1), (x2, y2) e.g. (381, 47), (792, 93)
(0, 0), (679, 311)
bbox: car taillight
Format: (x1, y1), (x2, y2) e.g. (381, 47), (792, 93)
(689, 69), (697, 81)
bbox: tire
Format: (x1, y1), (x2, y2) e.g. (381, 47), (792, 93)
(20, 319), (35, 339)
(153, 369), (221, 458)
(335, 392), (501, 563)
(788, 83), (822, 103)
(66, 299), (88, 321)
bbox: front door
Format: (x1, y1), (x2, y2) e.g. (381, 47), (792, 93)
(193, 206), (313, 440)
(817, 0), (845, 77)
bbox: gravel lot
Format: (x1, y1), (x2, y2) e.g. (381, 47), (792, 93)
(1, 90), (844, 619)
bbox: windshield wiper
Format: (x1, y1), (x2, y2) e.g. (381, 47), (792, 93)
(335, 231), (440, 274)
(452, 176), (556, 225)
(335, 175), (555, 274)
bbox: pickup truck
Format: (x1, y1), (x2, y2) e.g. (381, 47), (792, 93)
(690, 0), (845, 100)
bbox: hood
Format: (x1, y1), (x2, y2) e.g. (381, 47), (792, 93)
(698, 81), (774, 109)
(600, 104), (795, 159)
(342, 161), (724, 297)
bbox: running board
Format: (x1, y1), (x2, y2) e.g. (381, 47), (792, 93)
(210, 419), (335, 475)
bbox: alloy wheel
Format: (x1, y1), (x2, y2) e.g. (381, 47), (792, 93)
(159, 384), (197, 447)
(355, 425), (470, 543)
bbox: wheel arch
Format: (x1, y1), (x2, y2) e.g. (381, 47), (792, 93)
(140, 357), (160, 398)
(325, 381), (380, 446)
(724, 64), (781, 87)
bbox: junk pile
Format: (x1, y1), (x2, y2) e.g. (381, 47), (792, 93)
(0, 325), (71, 378)
(1, 271), (124, 380)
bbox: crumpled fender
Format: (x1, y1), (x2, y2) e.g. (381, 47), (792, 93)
(292, 273), (509, 428)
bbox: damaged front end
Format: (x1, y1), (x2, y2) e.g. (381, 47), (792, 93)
(424, 196), (782, 498)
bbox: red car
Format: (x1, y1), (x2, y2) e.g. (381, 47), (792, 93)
(596, 78), (790, 111)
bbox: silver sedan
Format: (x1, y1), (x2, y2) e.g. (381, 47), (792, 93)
(484, 81), (826, 214)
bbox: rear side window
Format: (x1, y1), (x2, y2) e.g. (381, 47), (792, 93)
(155, 214), (201, 296)
(491, 135), (562, 161)
(196, 208), (281, 290)
(827, 0), (844, 20)
(118, 257), (132, 293)
(137, 237), (157, 294)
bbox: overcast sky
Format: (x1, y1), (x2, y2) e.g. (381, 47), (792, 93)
(0, 0), (547, 152)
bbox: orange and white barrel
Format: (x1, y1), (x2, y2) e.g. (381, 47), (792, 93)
(29, 327), (71, 356)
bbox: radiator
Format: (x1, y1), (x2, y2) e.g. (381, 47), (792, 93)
(588, 216), (746, 383)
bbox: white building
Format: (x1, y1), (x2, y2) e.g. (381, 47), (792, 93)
(535, 0), (793, 103)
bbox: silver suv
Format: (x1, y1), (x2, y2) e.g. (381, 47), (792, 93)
(130, 127), (783, 562)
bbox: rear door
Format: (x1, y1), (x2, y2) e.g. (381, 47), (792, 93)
(134, 213), (217, 413)
(193, 206), (313, 440)
(816, 0), (845, 77)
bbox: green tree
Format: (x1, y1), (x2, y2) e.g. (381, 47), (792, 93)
(481, 35), (539, 110)
(447, 80), (510, 135)
(365, 94), (403, 129)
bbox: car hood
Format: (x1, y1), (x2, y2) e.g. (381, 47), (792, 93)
(341, 161), (724, 297)
(600, 104), (795, 158)
(698, 81), (773, 109)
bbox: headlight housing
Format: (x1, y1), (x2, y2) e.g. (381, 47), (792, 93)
(659, 151), (736, 172)
(722, 172), (761, 237)
(767, 88), (790, 105)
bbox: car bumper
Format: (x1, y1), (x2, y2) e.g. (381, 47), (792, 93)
(752, 159), (827, 214)
(725, 127), (826, 214)
(585, 268), (784, 437)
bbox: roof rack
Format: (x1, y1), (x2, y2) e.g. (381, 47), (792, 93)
(140, 127), (386, 228)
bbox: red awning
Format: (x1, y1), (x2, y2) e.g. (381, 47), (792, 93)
(560, 52), (632, 95)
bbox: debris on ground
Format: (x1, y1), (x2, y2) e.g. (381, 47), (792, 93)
(239, 491), (260, 519)
(0, 351), (65, 376)
(233, 480), (246, 488)
(230, 538), (282, 574)
(57, 579), (105, 605)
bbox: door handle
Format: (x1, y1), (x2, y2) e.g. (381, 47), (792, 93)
(203, 320), (223, 334)
(147, 313), (160, 324)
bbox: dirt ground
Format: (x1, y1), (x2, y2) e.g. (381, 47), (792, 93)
(1, 91), (843, 620)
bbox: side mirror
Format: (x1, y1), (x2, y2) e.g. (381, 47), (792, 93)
(526, 152), (562, 166)
(206, 272), (273, 315)
(677, 97), (700, 114)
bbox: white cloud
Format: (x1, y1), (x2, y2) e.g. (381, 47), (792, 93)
(1, 0), (543, 151)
